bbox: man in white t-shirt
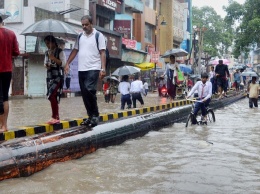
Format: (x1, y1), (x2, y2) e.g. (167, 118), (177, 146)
(64, 15), (106, 127)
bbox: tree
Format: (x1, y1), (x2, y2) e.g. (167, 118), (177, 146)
(192, 6), (234, 58)
(224, 0), (260, 58)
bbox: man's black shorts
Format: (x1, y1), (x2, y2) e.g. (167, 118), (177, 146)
(217, 77), (227, 89)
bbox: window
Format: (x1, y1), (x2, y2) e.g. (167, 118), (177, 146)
(97, 16), (110, 30)
(24, 0), (28, 7)
(0, 1), (4, 9)
(145, 0), (155, 10)
(145, 23), (153, 43)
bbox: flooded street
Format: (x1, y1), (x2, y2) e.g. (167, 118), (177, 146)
(0, 98), (259, 193)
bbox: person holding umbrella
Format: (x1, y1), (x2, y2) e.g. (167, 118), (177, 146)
(44, 35), (66, 124)
(64, 15), (106, 127)
(0, 15), (20, 132)
(161, 55), (179, 101)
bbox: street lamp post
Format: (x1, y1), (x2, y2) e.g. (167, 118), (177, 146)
(193, 26), (207, 75)
(153, 13), (167, 91)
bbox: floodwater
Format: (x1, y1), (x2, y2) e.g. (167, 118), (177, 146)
(0, 98), (259, 193)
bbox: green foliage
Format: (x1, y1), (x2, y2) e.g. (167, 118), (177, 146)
(224, 0), (260, 58)
(192, 6), (234, 58)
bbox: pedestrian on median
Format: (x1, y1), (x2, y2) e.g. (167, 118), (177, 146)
(215, 60), (230, 99)
(0, 16), (20, 132)
(233, 69), (241, 92)
(64, 15), (106, 127)
(209, 66), (217, 94)
(118, 75), (132, 110)
(44, 35), (66, 124)
(247, 76), (260, 108)
(130, 74), (144, 108)
(161, 55), (179, 101)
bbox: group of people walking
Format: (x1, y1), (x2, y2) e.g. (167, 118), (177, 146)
(1, 15), (107, 131)
(107, 74), (146, 110)
(1, 13), (259, 133)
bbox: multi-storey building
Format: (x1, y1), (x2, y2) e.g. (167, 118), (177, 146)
(1, 0), (191, 97)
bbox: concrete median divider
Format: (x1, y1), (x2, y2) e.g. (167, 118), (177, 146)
(0, 99), (191, 141)
(0, 94), (245, 181)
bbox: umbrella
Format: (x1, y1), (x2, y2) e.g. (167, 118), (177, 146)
(241, 71), (259, 77)
(0, 13), (9, 20)
(161, 48), (188, 58)
(103, 76), (119, 82)
(112, 65), (140, 76)
(189, 74), (200, 79)
(20, 19), (78, 38)
(134, 62), (155, 71)
(179, 64), (192, 74)
(209, 59), (230, 65)
(234, 64), (246, 70)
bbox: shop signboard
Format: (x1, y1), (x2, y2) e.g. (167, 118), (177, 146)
(97, 0), (122, 13)
(122, 38), (137, 49)
(113, 20), (131, 38)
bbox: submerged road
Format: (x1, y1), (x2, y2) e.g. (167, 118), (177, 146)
(0, 98), (259, 193)
(8, 93), (168, 130)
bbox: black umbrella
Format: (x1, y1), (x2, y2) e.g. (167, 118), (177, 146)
(20, 19), (78, 38)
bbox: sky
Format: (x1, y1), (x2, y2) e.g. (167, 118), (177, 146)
(192, 0), (246, 18)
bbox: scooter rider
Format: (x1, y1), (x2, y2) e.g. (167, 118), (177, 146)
(186, 73), (212, 122)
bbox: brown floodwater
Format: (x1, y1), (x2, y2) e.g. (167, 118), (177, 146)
(0, 98), (259, 193)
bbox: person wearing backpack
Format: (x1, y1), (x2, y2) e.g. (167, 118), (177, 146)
(64, 15), (106, 127)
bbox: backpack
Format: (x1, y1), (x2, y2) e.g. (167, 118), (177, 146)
(78, 31), (110, 69)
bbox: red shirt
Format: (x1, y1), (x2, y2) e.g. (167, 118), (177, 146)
(0, 27), (20, 72)
(103, 82), (109, 91)
(187, 79), (193, 87)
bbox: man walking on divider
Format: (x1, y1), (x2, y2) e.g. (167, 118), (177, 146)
(64, 15), (106, 127)
(215, 60), (230, 99)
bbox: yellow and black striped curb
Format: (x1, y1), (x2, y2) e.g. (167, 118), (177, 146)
(0, 99), (193, 141)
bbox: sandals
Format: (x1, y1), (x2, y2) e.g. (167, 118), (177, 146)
(47, 118), (60, 124)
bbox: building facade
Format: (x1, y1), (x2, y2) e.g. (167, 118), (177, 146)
(1, 0), (190, 97)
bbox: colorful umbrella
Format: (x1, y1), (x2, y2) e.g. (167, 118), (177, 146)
(209, 59), (230, 65)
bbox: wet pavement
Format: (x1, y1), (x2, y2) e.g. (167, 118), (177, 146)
(8, 92), (169, 130)
(0, 98), (259, 193)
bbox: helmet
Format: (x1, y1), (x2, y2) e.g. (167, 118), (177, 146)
(201, 72), (209, 79)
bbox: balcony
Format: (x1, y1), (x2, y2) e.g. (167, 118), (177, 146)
(124, 0), (144, 13)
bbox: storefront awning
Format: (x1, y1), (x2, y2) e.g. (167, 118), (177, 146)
(134, 63), (155, 71)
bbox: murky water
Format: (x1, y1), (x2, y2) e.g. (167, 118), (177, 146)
(8, 93), (163, 129)
(0, 98), (259, 193)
